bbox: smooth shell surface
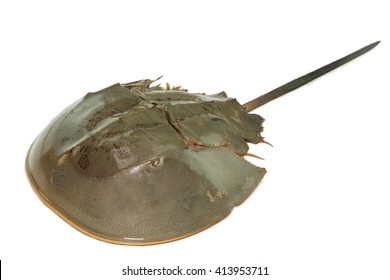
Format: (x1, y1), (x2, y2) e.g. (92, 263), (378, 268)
(26, 79), (266, 245)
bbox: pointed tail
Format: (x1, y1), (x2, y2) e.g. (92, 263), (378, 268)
(243, 41), (380, 112)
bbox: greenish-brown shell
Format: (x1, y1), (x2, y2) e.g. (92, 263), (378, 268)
(26, 79), (266, 245)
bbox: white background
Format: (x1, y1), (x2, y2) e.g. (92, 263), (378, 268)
(1, 1), (389, 279)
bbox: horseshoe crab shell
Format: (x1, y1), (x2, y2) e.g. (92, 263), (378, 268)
(26, 79), (266, 245)
(26, 41), (379, 245)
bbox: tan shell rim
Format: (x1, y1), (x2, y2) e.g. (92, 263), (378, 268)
(25, 149), (234, 246)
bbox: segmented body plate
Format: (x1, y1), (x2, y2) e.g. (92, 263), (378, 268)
(26, 79), (266, 244)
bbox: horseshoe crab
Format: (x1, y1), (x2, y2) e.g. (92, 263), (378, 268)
(26, 41), (379, 245)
